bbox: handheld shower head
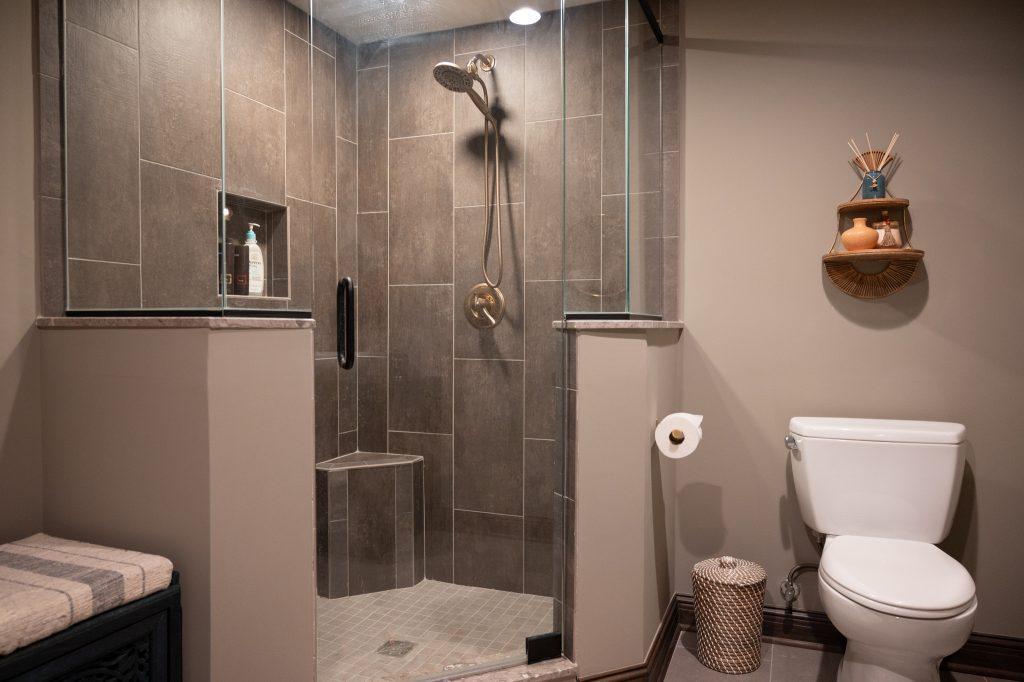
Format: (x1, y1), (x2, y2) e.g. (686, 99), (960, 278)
(432, 62), (474, 93)
(432, 60), (496, 123)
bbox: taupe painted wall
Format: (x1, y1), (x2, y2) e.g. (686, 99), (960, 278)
(41, 327), (315, 680)
(0, 0), (44, 542)
(677, 0), (1024, 636)
(573, 330), (678, 677)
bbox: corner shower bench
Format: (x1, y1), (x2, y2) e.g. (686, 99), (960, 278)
(316, 452), (425, 598)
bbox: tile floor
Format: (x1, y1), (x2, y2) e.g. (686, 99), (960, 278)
(316, 579), (554, 681)
(665, 630), (995, 682)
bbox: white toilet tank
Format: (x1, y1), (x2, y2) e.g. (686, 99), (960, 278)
(789, 417), (966, 543)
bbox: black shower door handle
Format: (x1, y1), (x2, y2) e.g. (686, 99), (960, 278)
(338, 277), (354, 370)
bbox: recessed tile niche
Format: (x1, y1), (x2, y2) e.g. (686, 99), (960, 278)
(222, 192), (289, 302)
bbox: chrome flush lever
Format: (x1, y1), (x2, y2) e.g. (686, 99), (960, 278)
(784, 434), (800, 459)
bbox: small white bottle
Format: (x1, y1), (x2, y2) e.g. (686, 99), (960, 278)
(245, 223), (265, 296)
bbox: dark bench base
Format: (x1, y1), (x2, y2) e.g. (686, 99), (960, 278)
(0, 572), (181, 682)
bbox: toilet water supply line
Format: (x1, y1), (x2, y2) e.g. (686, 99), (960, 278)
(780, 563), (819, 608)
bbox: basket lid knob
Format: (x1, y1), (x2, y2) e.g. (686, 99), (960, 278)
(718, 556), (738, 569)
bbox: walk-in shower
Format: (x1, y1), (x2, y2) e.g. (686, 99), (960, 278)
(434, 54), (507, 329)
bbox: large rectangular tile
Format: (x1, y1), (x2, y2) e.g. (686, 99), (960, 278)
(389, 31), (453, 138)
(453, 204), (524, 360)
(224, 0), (285, 111)
(662, 64), (680, 153)
(357, 356), (388, 453)
(65, 23), (139, 264)
(312, 48), (337, 207)
(524, 438), (558, 597)
(225, 90), (286, 204)
(338, 363), (356, 436)
(396, 464), (415, 588)
(285, 31), (312, 201)
(347, 466), (397, 595)
(356, 213), (387, 356)
(663, 236), (679, 320)
(139, 0), (220, 177)
(454, 21), (524, 54)
(286, 197), (313, 309)
(357, 67), (388, 212)
(389, 135), (453, 284)
(311, 19), (335, 57)
(66, 0), (138, 48)
(37, 0), (60, 78)
(38, 197), (64, 316)
(314, 359), (339, 462)
(413, 460), (424, 583)
(663, 151), (680, 236)
(67, 260), (141, 309)
(140, 162), (219, 308)
(327, 520), (347, 598)
(336, 35), (358, 142)
(389, 432), (453, 582)
(389, 285), (453, 434)
(454, 360), (523, 516)
(454, 510), (523, 592)
(524, 281), (562, 440)
(284, 1), (309, 40)
(312, 204), (337, 354)
(602, 27), (626, 196)
(525, 116), (601, 281)
(37, 75), (62, 199)
(358, 40), (387, 69)
(337, 138), (357, 268)
(525, 4), (602, 122)
(454, 44), (524, 206)
(328, 469), (347, 521)
(601, 194), (627, 311)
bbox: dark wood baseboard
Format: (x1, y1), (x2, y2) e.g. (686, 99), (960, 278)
(579, 596), (680, 681)
(676, 594), (1024, 681)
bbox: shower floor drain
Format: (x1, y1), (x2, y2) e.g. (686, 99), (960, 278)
(376, 640), (415, 658)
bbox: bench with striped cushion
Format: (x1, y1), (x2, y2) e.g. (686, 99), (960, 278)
(0, 534), (173, 656)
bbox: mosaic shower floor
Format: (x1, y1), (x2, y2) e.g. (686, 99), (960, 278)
(316, 579), (554, 681)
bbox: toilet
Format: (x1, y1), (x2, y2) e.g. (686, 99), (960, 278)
(788, 417), (977, 682)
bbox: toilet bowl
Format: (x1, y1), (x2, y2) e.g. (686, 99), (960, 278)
(787, 417), (975, 682)
(818, 535), (976, 681)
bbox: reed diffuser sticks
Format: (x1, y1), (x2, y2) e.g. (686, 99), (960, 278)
(849, 131), (900, 173)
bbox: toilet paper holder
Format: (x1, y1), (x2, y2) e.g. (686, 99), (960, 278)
(669, 429), (686, 445)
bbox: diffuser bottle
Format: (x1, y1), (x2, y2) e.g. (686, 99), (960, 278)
(245, 223), (265, 296)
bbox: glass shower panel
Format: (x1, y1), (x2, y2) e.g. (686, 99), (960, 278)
(561, 0), (663, 318)
(626, 2), (664, 317)
(220, 0), (313, 315)
(308, 0), (568, 678)
(61, 0), (226, 312)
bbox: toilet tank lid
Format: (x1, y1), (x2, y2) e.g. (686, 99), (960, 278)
(789, 417), (965, 444)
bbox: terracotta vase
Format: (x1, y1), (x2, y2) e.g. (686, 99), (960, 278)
(842, 217), (878, 252)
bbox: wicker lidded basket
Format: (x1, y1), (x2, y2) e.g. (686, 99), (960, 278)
(691, 556), (767, 674)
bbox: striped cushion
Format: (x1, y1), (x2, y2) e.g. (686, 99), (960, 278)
(0, 534), (173, 655)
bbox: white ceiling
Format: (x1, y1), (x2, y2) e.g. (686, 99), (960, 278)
(302, 0), (595, 44)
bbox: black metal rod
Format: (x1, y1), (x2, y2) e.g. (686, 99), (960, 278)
(338, 277), (354, 370)
(637, 0), (664, 44)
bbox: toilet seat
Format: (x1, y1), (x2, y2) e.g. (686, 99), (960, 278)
(821, 536), (976, 619)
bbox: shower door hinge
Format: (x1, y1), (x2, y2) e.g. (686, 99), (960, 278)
(525, 632), (562, 664)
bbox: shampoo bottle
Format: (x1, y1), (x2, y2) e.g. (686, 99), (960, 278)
(245, 223), (265, 296)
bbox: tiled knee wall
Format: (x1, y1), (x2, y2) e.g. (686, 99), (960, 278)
(316, 457), (425, 598)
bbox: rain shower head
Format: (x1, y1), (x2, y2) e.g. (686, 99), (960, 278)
(432, 62), (474, 93)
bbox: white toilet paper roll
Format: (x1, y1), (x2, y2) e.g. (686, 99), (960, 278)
(655, 413), (704, 459)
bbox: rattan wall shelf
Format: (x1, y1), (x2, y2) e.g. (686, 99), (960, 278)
(823, 198), (924, 299)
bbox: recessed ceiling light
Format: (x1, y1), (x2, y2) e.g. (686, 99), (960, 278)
(509, 7), (541, 25)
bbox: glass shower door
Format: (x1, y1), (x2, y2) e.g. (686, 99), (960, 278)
(306, 0), (569, 678)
